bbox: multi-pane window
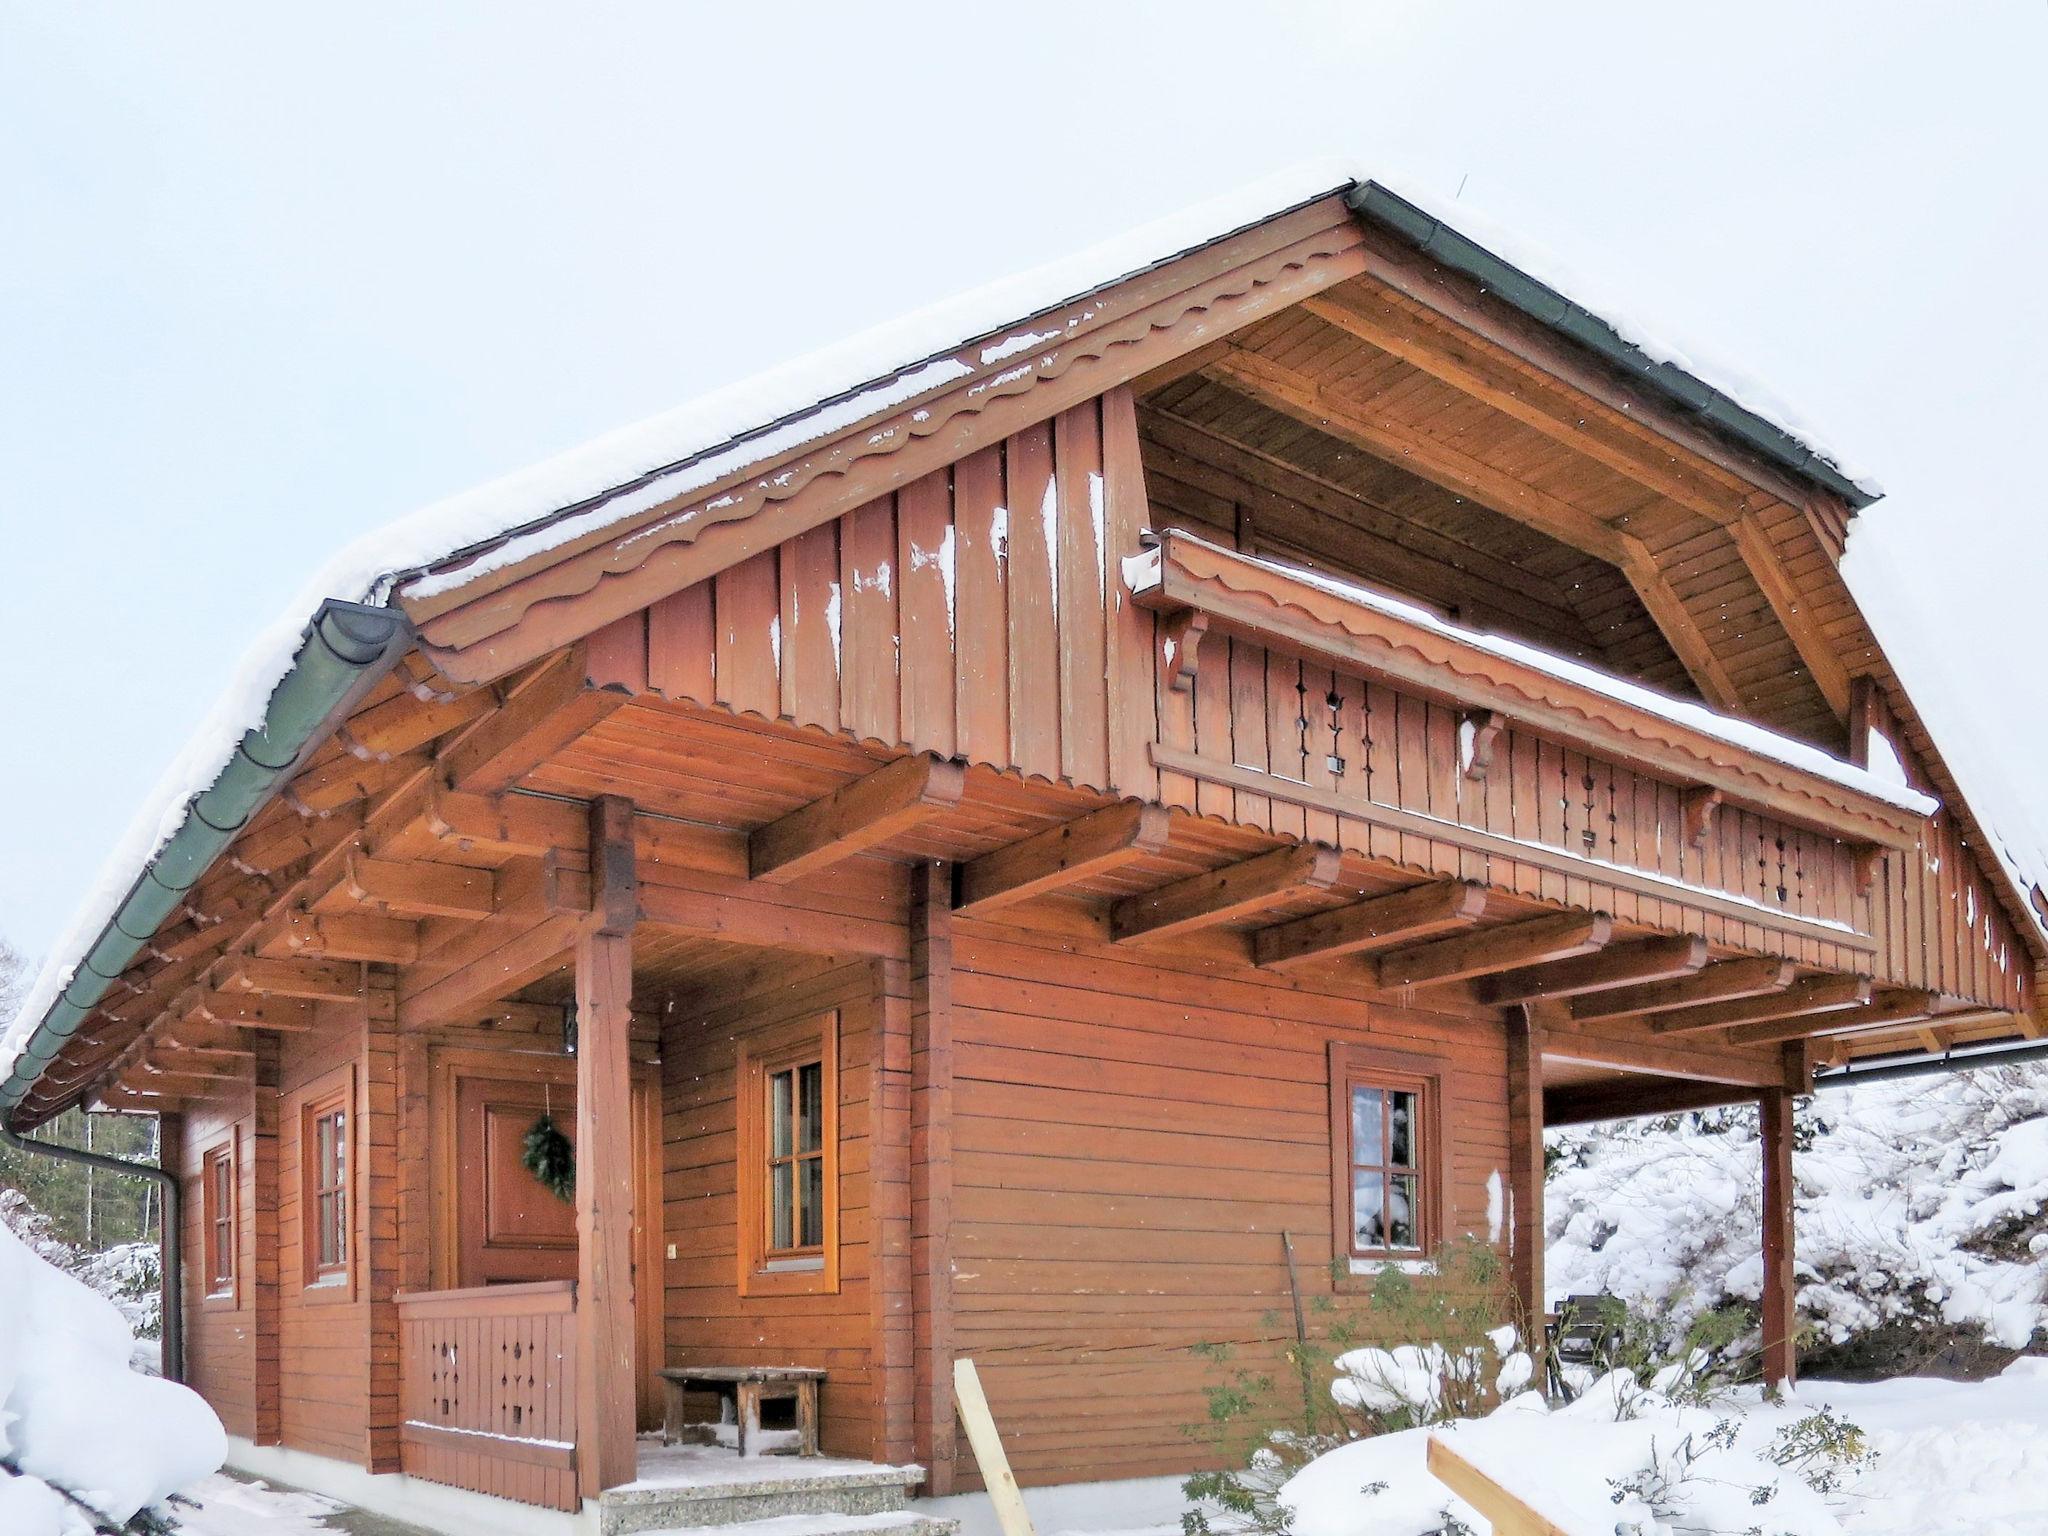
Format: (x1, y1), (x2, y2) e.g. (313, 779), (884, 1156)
(202, 1142), (235, 1298)
(766, 1059), (826, 1256)
(1329, 1044), (1440, 1263)
(304, 1088), (349, 1285)
(738, 1014), (840, 1297)
(1348, 1082), (1423, 1255)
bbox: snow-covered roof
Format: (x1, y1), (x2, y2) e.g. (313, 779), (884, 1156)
(0, 157), (2021, 1093)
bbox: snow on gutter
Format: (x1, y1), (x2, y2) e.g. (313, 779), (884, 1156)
(0, 158), (1923, 1108)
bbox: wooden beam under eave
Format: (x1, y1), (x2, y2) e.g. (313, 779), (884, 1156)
(954, 802), (1172, 916)
(210, 955), (365, 1003)
(1726, 988), (1942, 1047)
(343, 852), (497, 919)
(437, 645), (626, 794)
(1111, 843), (1342, 945)
(263, 910), (422, 965)
(1616, 541), (1745, 713)
(750, 755), (968, 883)
(1479, 935), (1708, 1007)
(1373, 911), (1613, 992)
(1650, 973), (1873, 1036)
(1571, 956), (1796, 1024)
(1730, 512), (1852, 720)
(1252, 878), (1489, 971)
(394, 910), (584, 1029)
(1546, 1075), (1762, 1128)
(188, 990), (316, 1033)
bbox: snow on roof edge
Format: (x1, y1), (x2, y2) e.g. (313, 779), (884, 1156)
(0, 156), (1942, 1089)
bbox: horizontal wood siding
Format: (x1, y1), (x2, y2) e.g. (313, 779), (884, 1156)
(661, 959), (881, 1458)
(946, 918), (1508, 1488)
(178, 1101), (257, 1439)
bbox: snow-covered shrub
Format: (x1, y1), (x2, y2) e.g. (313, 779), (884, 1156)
(0, 1218), (224, 1533)
(1548, 1064), (2048, 1370)
(1181, 1239), (1526, 1533)
(1280, 1369), (1870, 1536)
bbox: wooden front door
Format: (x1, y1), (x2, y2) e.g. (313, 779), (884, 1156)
(433, 1049), (665, 1428)
(455, 1072), (579, 1285)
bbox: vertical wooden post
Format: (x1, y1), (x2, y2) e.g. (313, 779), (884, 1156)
(909, 861), (958, 1493)
(1759, 1084), (1798, 1388)
(250, 1033), (282, 1444)
(577, 794), (639, 1498)
(1504, 1005), (1546, 1333)
(869, 953), (917, 1466)
(363, 966), (403, 1473)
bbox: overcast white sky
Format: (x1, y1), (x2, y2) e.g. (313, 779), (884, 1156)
(2, 1), (2044, 964)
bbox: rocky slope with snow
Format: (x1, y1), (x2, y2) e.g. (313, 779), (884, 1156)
(1547, 1061), (2048, 1373)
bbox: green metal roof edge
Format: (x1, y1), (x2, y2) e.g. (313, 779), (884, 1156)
(0, 600), (413, 1125)
(1348, 182), (1877, 510)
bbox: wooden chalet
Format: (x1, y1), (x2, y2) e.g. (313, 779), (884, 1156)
(6, 169), (2042, 1530)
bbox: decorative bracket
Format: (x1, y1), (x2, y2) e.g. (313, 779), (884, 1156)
(1160, 610), (1210, 693)
(1852, 844), (1884, 899)
(1460, 710), (1505, 780)
(1682, 786), (1722, 849)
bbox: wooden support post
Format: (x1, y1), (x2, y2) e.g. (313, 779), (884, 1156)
(1505, 1006), (1546, 1336)
(363, 966), (403, 1474)
(250, 1033), (282, 1445)
(1759, 1085), (1798, 1389)
(577, 794), (639, 1499)
(909, 862), (958, 1493)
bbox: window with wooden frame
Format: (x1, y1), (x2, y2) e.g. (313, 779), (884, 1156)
(736, 1014), (839, 1297)
(301, 1080), (352, 1293)
(201, 1138), (236, 1302)
(1329, 1042), (1446, 1264)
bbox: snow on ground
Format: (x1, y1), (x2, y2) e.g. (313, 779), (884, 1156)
(173, 1476), (347, 1536)
(1547, 1063), (2048, 1357)
(0, 1218), (223, 1534)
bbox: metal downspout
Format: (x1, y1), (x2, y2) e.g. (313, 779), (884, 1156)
(0, 1125), (184, 1383)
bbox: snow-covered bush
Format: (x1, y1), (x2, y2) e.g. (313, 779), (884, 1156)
(1548, 1063), (2048, 1369)
(1281, 1368), (1871, 1536)
(0, 1219), (224, 1533)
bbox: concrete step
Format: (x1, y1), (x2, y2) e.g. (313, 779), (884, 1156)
(599, 1462), (927, 1533)
(631, 1517), (956, 1536)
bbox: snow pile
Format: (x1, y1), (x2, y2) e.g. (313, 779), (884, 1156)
(1547, 1064), (2048, 1359)
(0, 1219), (223, 1533)
(174, 1475), (345, 1536)
(0, 1193), (162, 1368)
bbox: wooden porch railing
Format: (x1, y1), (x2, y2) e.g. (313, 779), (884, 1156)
(397, 1280), (579, 1512)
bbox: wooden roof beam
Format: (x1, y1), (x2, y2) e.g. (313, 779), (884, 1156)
(1650, 974), (1873, 1036)
(1480, 934), (1708, 1007)
(210, 955), (364, 1003)
(1727, 988), (1942, 1047)
(259, 909), (422, 965)
(1571, 956), (1796, 1024)
(1112, 843), (1342, 945)
(343, 852), (497, 919)
(750, 754), (968, 883)
(1203, 348), (1745, 712)
(1373, 910), (1613, 992)
(187, 990), (317, 1033)
(437, 645), (625, 794)
(1253, 878), (1489, 971)
(955, 803), (1173, 916)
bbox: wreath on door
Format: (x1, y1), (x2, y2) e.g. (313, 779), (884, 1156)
(522, 1111), (575, 1202)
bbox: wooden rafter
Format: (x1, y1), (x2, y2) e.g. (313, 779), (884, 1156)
(1571, 956), (1796, 1024)
(1111, 843), (1342, 945)
(438, 645), (624, 794)
(210, 955), (364, 1002)
(1479, 935), (1707, 1007)
(1252, 877), (1488, 971)
(1373, 910), (1612, 992)
(1202, 347), (1745, 712)
(186, 990), (315, 1033)
(1726, 988), (1941, 1047)
(749, 754), (967, 882)
(263, 910), (421, 964)
(1650, 974), (1872, 1036)
(955, 803), (1172, 916)
(343, 852), (498, 919)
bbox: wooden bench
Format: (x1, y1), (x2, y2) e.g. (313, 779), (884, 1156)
(657, 1365), (826, 1458)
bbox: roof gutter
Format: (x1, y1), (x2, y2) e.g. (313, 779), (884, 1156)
(1347, 183), (1876, 510)
(0, 599), (413, 1127)
(1813, 1034), (2048, 1089)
